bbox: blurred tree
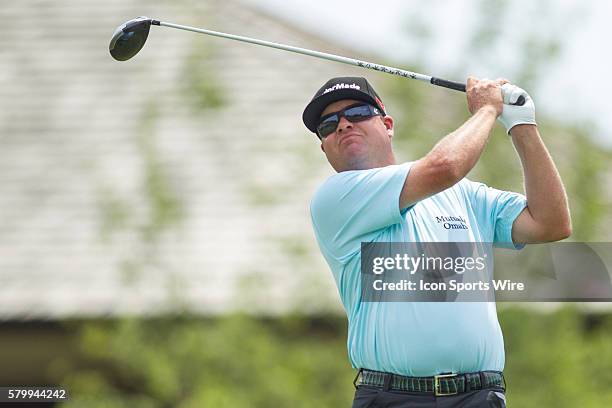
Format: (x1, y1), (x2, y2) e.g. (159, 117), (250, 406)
(56, 309), (612, 407)
(60, 315), (355, 408)
(387, 0), (612, 240)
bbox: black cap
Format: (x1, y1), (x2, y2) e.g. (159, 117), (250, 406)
(302, 77), (386, 134)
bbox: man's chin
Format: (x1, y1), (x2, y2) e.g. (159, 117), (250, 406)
(341, 140), (366, 156)
(343, 150), (371, 170)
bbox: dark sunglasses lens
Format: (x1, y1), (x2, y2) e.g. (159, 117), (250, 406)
(317, 116), (339, 138)
(345, 105), (377, 122)
(316, 105), (379, 138)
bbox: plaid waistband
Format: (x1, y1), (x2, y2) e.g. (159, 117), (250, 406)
(354, 369), (505, 396)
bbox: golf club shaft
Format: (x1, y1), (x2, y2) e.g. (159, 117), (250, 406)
(153, 20), (466, 93)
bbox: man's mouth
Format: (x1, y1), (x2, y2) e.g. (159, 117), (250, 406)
(339, 133), (362, 146)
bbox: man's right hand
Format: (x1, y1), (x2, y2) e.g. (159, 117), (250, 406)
(466, 77), (505, 116)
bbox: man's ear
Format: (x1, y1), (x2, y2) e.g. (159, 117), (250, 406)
(383, 115), (394, 139)
(320, 143), (325, 153)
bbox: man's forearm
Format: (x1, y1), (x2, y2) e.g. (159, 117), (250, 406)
(398, 78), (504, 209)
(511, 124), (571, 235)
(428, 106), (498, 180)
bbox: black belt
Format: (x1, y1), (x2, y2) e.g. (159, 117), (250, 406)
(354, 369), (505, 396)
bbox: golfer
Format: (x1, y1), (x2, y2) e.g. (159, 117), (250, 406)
(303, 76), (571, 407)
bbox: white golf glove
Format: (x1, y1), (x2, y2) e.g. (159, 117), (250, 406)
(498, 83), (536, 134)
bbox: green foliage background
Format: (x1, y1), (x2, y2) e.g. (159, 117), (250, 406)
(55, 309), (612, 407)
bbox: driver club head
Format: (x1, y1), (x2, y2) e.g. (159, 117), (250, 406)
(109, 16), (154, 61)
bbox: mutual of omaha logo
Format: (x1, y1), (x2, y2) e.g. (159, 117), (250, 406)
(435, 215), (469, 230)
(323, 83), (361, 94)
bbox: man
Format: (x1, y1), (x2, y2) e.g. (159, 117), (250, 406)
(302, 76), (571, 407)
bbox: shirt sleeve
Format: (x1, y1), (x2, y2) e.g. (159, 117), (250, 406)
(462, 179), (528, 249)
(310, 163), (412, 262)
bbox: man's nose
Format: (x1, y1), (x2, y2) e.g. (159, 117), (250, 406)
(337, 116), (353, 132)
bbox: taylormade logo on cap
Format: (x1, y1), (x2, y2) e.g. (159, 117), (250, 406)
(322, 83), (361, 94)
(303, 77), (385, 134)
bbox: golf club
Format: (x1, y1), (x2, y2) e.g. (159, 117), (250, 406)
(109, 17), (525, 106)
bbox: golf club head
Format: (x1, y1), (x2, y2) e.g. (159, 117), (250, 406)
(109, 16), (153, 61)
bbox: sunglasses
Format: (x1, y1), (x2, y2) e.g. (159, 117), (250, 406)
(316, 103), (382, 139)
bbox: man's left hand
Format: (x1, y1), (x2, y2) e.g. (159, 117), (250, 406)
(498, 84), (537, 134)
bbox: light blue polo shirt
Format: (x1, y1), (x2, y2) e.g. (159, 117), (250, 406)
(310, 162), (527, 376)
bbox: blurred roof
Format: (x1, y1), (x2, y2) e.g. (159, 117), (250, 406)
(0, 0), (381, 319)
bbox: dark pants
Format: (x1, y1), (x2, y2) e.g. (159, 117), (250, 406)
(352, 385), (507, 408)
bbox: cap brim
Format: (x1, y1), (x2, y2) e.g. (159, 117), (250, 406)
(302, 89), (380, 134)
